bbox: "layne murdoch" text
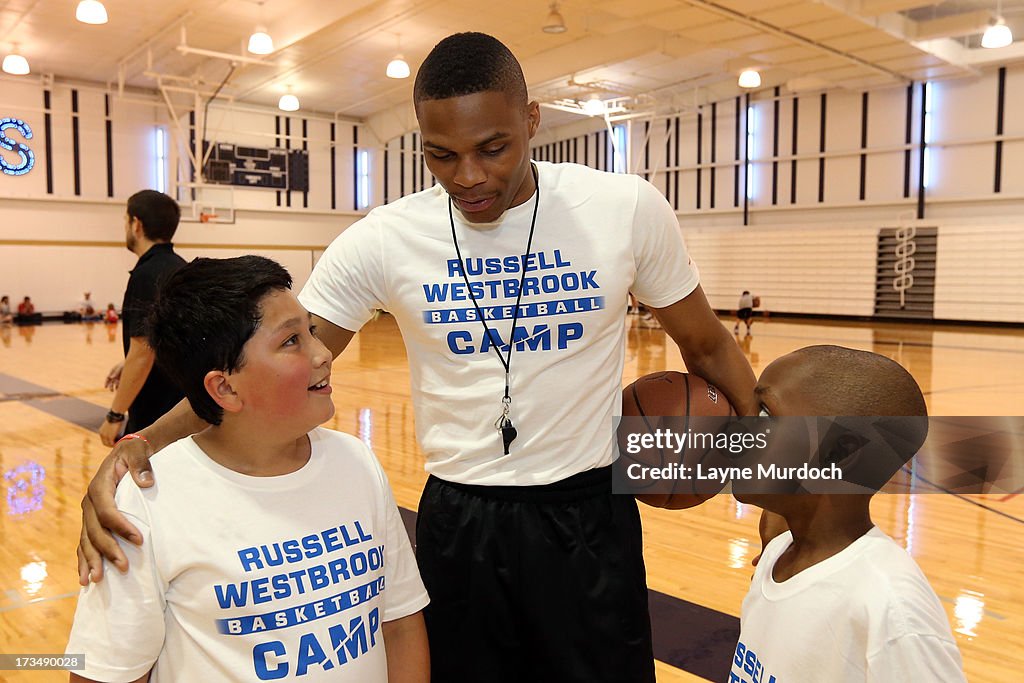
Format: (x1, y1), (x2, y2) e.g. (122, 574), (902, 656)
(625, 462), (845, 482)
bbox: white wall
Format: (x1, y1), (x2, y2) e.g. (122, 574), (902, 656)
(4, 62), (1024, 324)
(686, 224), (880, 317)
(0, 197), (360, 312)
(381, 131), (435, 205)
(522, 64), (1024, 324)
(0, 79), (159, 200)
(933, 225), (1024, 323)
(0, 80), (366, 312)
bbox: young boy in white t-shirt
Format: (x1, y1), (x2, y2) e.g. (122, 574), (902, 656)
(67, 256), (429, 682)
(731, 345), (965, 683)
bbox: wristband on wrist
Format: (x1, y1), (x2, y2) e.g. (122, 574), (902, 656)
(116, 433), (150, 447)
(105, 410), (126, 423)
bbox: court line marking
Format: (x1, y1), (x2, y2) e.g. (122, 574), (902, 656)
(901, 466), (1024, 525)
(997, 486), (1023, 502)
(738, 327), (1024, 357)
(0, 591), (79, 614)
(1, 374), (109, 432)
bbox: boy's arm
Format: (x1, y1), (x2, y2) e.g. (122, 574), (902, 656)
(78, 314), (355, 583)
(71, 671), (150, 683)
(382, 612), (429, 683)
(868, 633), (966, 682)
(68, 502), (166, 682)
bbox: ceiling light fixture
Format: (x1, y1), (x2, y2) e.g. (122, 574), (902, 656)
(543, 2), (567, 34)
(248, 28), (274, 55)
(2, 46), (30, 76)
(278, 87), (299, 112)
(582, 95), (605, 117)
(738, 69), (761, 89)
(75, 0), (108, 25)
(386, 56), (410, 79)
(982, 19), (1013, 48)
(983, 0), (1013, 49)
(247, 2), (274, 55)
(386, 34), (410, 79)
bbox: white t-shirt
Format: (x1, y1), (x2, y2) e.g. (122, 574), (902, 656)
(730, 527), (965, 683)
(67, 428), (428, 683)
(300, 161), (699, 485)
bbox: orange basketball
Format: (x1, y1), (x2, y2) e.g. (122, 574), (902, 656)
(620, 371), (735, 509)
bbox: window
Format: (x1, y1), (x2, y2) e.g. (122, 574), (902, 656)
(154, 126), (167, 193)
(923, 82), (933, 189)
(612, 123), (628, 173)
(357, 149), (371, 209)
(746, 105), (755, 200)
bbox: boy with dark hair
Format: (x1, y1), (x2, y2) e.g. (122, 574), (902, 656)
(99, 190), (186, 446)
(732, 345), (965, 682)
(81, 33), (758, 682)
(68, 256), (429, 682)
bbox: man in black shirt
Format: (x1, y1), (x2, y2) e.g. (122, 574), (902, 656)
(100, 190), (186, 446)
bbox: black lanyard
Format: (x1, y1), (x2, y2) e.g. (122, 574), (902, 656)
(448, 163), (540, 454)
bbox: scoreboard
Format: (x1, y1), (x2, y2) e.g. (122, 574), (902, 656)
(203, 142), (309, 192)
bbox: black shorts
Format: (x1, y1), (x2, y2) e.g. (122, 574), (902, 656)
(737, 307), (753, 321)
(416, 466), (655, 683)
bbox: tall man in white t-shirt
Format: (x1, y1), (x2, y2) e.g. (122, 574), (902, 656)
(77, 33), (757, 682)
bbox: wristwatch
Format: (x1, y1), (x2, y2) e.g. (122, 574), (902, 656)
(105, 410), (126, 423)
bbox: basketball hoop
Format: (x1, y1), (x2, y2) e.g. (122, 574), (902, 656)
(199, 212), (218, 224)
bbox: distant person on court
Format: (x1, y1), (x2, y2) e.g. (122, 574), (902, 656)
(79, 291), (98, 320)
(98, 190), (186, 447)
(17, 295), (34, 315)
(730, 345), (965, 682)
(79, 33), (757, 682)
(15, 294), (37, 325)
(734, 289), (754, 335)
(0, 295), (12, 324)
(104, 303), (119, 324)
(66, 256), (429, 683)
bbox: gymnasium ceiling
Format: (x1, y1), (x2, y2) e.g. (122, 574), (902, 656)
(3, 0), (1024, 136)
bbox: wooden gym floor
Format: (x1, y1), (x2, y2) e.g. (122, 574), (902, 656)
(0, 314), (1021, 682)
